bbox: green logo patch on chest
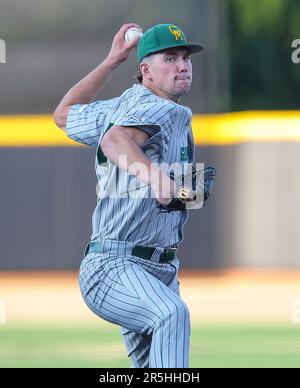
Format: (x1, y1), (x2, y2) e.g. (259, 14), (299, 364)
(180, 146), (189, 161)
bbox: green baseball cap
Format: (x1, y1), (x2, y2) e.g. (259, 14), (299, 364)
(138, 24), (205, 62)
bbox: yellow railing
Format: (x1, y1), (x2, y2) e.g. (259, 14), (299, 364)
(1, 111), (300, 147)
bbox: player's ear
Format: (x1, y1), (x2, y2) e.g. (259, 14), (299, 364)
(140, 62), (152, 81)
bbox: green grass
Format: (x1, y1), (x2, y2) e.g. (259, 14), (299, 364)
(0, 324), (300, 368)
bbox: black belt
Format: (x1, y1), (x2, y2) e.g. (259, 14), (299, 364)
(85, 241), (176, 263)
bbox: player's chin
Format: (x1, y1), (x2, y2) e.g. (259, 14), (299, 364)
(175, 80), (191, 93)
(176, 85), (191, 96)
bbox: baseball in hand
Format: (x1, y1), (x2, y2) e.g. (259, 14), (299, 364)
(124, 27), (143, 43)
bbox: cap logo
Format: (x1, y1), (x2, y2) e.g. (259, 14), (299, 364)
(168, 25), (184, 41)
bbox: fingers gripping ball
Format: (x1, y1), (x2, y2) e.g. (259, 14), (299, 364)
(124, 27), (143, 43)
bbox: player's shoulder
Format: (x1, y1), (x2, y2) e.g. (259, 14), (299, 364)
(116, 84), (191, 126)
(129, 84), (177, 115)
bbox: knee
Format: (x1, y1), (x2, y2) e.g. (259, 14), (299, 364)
(158, 301), (190, 327)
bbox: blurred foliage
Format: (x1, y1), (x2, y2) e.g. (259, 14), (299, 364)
(229, 0), (300, 110)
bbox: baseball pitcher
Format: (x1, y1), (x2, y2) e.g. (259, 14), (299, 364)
(54, 23), (216, 368)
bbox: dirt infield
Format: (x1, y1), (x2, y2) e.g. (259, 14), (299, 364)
(0, 270), (300, 325)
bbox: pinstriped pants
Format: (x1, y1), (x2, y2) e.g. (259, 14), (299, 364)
(78, 239), (190, 368)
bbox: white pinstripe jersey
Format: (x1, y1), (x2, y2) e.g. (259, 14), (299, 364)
(66, 84), (195, 248)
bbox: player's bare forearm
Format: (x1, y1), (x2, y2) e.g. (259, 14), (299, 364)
(55, 58), (119, 110)
(53, 23), (142, 130)
(53, 59), (116, 130)
(101, 129), (175, 205)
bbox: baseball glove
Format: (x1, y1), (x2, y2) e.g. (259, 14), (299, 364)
(157, 164), (217, 212)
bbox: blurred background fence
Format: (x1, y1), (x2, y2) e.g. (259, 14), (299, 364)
(0, 0), (300, 269)
(1, 0), (300, 369)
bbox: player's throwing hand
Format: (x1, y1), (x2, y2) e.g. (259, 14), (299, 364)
(107, 23), (143, 65)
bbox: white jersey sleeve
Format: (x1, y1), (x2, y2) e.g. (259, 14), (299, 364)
(65, 98), (118, 147)
(112, 102), (175, 138)
(110, 101), (176, 161)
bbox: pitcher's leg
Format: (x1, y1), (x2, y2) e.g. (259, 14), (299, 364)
(117, 261), (190, 368)
(121, 262), (189, 368)
(79, 255), (190, 368)
(149, 285), (190, 368)
(79, 256), (160, 334)
(121, 292), (190, 368)
(121, 327), (152, 368)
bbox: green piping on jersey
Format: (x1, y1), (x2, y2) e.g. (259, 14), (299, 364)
(97, 123), (114, 165)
